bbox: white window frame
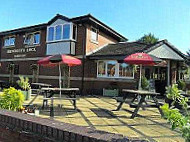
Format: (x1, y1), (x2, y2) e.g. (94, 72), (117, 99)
(47, 23), (77, 43)
(91, 27), (98, 43)
(47, 26), (54, 42)
(97, 60), (134, 79)
(24, 32), (40, 46)
(62, 23), (71, 40)
(55, 25), (62, 40)
(33, 32), (40, 45)
(4, 36), (15, 47)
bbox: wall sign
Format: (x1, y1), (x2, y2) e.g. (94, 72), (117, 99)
(7, 47), (36, 54)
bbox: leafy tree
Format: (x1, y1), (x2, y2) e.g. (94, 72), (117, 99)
(137, 33), (159, 44)
(186, 49), (190, 56)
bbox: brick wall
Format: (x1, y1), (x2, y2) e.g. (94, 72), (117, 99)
(86, 25), (118, 54)
(75, 25), (86, 56)
(0, 109), (146, 142)
(0, 28), (47, 60)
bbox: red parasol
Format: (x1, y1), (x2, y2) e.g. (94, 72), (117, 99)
(124, 53), (162, 65)
(38, 54), (81, 97)
(38, 54), (81, 67)
(124, 53), (162, 89)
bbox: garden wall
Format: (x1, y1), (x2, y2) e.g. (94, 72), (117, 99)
(0, 109), (146, 142)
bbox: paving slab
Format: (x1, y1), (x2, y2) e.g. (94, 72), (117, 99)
(24, 96), (185, 142)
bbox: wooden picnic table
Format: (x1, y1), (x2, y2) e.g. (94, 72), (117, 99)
(31, 83), (52, 89)
(116, 89), (163, 119)
(41, 87), (80, 117)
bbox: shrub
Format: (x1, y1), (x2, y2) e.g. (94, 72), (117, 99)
(141, 76), (149, 90)
(177, 80), (186, 91)
(161, 84), (190, 141)
(0, 87), (24, 111)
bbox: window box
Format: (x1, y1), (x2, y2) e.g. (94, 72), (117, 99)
(103, 88), (119, 97)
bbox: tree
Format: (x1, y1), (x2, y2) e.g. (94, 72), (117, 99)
(137, 33), (159, 44)
(186, 49), (190, 56)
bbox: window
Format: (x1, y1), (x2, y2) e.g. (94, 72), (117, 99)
(91, 27), (98, 42)
(10, 37), (15, 46)
(107, 61), (116, 77)
(24, 32), (40, 45)
(24, 34), (33, 45)
(72, 24), (77, 40)
(119, 63), (133, 78)
(4, 37), (15, 47)
(34, 33), (40, 44)
(98, 61), (106, 76)
(55, 25), (62, 40)
(4, 38), (10, 46)
(48, 27), (54, 41)
(47, 23), (77, 42)
(97, 60), (134, 78)
(63, 24), (70, 39)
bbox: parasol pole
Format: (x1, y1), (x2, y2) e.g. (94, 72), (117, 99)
(138, 64), (142, 90)
(59, 62), (61, 98)
(68, 66), (70, 88)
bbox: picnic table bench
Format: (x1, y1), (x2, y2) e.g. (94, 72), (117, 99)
(116, 89), (163, 118)
(31, 83), (52, 94)
(41, 87), (80, 117)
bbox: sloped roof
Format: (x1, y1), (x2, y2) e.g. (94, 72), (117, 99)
(0, 14), (127, 41)
(145, 40), (187, 60)
(89, 42), (147, 57)
(88, 40), (186, 60)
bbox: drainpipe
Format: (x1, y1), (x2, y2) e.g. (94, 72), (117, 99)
(79, 21), (86, 96)
(167, 60), (170, 86)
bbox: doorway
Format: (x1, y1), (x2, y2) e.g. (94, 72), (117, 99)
(145, 66), (167, 95)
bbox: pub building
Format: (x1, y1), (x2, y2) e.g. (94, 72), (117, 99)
(0, 14), (188, 95)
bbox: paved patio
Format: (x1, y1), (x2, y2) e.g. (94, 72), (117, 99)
(25, 95), (184, 142)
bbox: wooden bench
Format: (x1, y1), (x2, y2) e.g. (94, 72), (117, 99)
(42, 96), (79, 109)
(42, 96), (79, 117)
(41, 87), (80, 117)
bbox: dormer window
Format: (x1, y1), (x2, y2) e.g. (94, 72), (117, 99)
(24, 32), (40, 45)
(47, 23), (77, 42)
(63, 24), (70, 39)
(4, 36), (15, 47)
(48, 27), (54, 41)
(55, 25), (62, 40)
(91, 27), (98, 42)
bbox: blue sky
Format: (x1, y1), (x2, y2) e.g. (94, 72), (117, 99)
(0, 0), (190, 53)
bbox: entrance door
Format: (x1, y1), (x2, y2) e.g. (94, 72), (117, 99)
(155, 67), (167, 95)
(145, 67), (167, 95)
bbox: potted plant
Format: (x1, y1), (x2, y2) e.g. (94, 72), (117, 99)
(141, 76), (149, 90)
(17, 76), (31, 100)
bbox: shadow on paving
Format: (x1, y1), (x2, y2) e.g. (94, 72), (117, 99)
(40, 105), (79, 116)
(90, 108), (117, 118)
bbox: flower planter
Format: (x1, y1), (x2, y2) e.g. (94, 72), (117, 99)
(21, 89), (31, 100)
(103, 88), (119, 97)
